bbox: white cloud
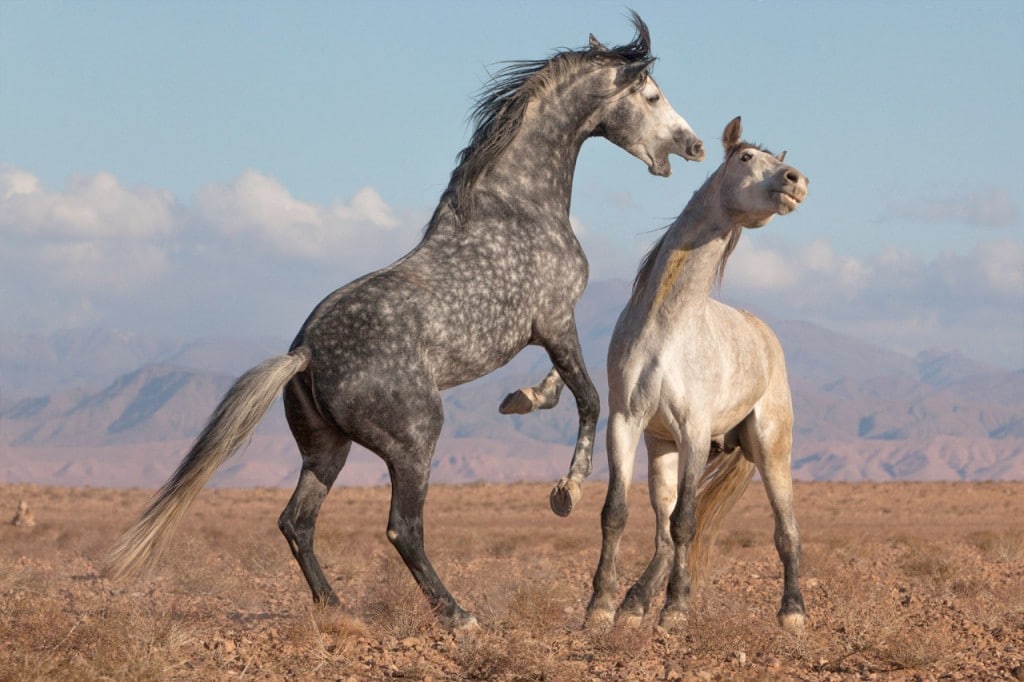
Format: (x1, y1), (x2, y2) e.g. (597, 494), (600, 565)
(194, 171), (403, 261)
(973, 238), (1024, 294)
(727, 239), (869, 297)
(0, 168), (178, 238)
(38, 241), (171, 292)
(720, 234), (1024, 368)
(884, 186), (1019, 228)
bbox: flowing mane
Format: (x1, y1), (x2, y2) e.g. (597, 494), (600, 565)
(436, 11), (653, 221)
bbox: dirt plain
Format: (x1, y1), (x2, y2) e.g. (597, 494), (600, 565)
(2, 479), (1023, 681)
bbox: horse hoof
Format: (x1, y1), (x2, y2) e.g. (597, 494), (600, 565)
(658, 610), (688, 632)
(447, 612), (480, 633)
(616, 611), (644, 629)
(778, 611), (806, 633)
(499, 388), (537, 414)
(549, 479), (582, 517)
(584, 608), (614, 631)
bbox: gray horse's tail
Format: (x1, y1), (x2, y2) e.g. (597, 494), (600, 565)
(105, 347), (311, 579)
(688, 446), (755, 586)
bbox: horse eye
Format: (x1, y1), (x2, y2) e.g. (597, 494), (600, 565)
(646, 93), (660, 104)
(739, 152), (753, 162)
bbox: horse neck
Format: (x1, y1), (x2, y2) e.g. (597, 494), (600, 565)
(477, 112), (582, 212)
(640, 175), (740, 318)
(467, 72), (609, 218)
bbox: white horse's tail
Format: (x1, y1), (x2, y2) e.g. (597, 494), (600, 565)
(688, 446), (755, 585)
(105, 347), (311, 579)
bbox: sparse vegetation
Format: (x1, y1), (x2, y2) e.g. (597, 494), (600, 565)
(2, 481), (1023, 679)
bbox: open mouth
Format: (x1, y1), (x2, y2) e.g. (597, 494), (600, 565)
(774, 191), (801, 213)
(648, 158), (672, 177)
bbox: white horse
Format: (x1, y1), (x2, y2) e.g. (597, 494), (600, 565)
(590, 116), (809, 630)
(503, 117), (809, 630)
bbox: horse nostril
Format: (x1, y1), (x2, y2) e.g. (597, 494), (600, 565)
(785, 168), (803, 184)
(690, 141), (703, 157)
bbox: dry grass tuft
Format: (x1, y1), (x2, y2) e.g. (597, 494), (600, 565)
(965, 529), (1024, 563)
(359, 554), (438, 637)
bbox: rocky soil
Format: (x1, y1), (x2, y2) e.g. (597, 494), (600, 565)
(2, 480), (1023, 680)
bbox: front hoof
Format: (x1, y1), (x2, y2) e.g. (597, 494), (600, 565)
(658, 609), (688, 632)
(550, 478), (582, 517)
(499, 388), (537, 415)
(616, 611), (644, 629)
(778, 611), (806, 633)
(584, 607), (614, 631)
(445, 610), (480, 633)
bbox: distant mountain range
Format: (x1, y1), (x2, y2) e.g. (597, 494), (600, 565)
(2, 280), (1022, 487)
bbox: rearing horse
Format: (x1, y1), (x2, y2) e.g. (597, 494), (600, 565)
(106, 13), (704, 630)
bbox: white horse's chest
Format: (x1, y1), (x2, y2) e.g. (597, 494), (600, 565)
(610, 307), (774, 438)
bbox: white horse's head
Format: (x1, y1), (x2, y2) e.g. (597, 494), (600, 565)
(718, 116), (808, 227)
(586, 18), (705, 176)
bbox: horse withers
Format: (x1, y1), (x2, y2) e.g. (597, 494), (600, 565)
(105, 13), (703, 631)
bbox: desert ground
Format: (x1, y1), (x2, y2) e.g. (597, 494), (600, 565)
(2, 479), (1023, 681)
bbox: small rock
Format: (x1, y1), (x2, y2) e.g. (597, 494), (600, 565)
(12, 499), (35, 528)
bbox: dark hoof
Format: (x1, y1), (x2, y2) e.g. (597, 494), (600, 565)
(549, 478), (582, 517)
(445, 610), (480, 633)
(499, 389), (537, 415)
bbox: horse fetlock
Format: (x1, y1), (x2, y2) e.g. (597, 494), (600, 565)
(549, 478), (582, 517)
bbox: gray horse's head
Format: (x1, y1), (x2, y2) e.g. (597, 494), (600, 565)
(586, 13), (705, 175)
(718, 116), (808, 227)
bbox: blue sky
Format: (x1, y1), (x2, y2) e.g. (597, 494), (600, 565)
(1, 0), (1022, 368)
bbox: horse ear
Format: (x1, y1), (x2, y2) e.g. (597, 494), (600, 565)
(722, 116), (742, 151)
(777, 150), (787, 162)
(620, 57), (656, 83)
(589, 33), (608, 51)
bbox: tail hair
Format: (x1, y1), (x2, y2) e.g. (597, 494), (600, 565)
(105, 347), (310, 579)
(688, 446), (755, 586)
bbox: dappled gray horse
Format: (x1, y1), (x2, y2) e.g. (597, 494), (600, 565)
(505, 118), (809, 630)
(106, 13), (704, 630)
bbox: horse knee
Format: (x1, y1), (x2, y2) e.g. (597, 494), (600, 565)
(670, 505), (697, 547)
(601, 496), (628, 534)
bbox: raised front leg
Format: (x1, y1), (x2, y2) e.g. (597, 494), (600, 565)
(541, 320), (599, 517)
(498, 367), (564, 414)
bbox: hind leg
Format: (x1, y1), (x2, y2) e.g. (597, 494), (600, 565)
(741, 405), (805, 631)
(280, 377), (350, 605)
(351, 388), (476, 630)
(385, 456), (476, 630)
(615, 433), (679, 625)
(585, 412), (643, 627)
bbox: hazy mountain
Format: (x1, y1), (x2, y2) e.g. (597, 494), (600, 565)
(2, 280), (1021, 487)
